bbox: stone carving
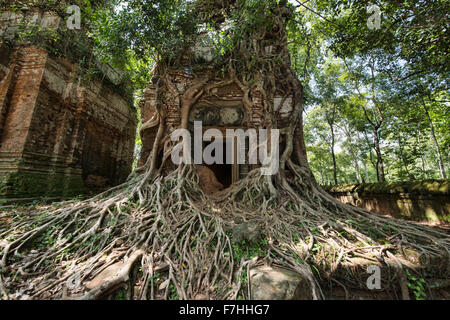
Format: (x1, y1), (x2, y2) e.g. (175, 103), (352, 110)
(189, 105), (245, 127)
(196, 165), (224, 195)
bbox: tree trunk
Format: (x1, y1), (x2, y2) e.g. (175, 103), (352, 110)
(345, 127), (363, 183)
(416, 126), (428, 179)
(326, 105), (338, 185)
(363, 160), (370, 182)
(330, 123), (338, 185)
(397, 135), (411, 179)
(354, 158), (363, 183)
(373, 127), (385, 182)
(422, 99), (446, 179)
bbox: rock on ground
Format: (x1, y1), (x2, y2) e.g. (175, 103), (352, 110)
(250, 265), (312, 300)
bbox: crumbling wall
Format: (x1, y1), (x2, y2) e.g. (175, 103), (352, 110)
(325, 180), (450, 223)
(139, 68), (293, 176)
(0, 43), (137, 199)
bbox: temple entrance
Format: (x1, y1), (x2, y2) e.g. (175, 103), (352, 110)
(204, 137), (239, 189)
(207, 162), (233, 188)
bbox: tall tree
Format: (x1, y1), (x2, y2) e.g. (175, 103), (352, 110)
(1, 0), (448, 301)
(422, 97), (447, 179)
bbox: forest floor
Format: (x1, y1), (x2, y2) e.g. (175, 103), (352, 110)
(1, 192), (449, 301)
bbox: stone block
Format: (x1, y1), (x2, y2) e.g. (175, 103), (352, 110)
(249, 265), (312, 300)
(0, 44), (137, 199)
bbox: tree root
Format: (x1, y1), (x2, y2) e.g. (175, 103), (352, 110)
(0, 164), (448, 300)
(76, 249), (145, 300)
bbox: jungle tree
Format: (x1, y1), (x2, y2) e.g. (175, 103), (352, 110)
(0, 0), (449, 300)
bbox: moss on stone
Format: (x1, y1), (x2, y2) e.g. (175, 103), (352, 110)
(327, 180), (449, 196)
(0, 171), (85, 198)
(324, 180), (450, 223)
(328, 184), (358, 193)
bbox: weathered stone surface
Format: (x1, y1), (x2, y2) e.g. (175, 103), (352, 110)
(138, 65), (294, 176)
(0, 43), (137, 198)
(232, 221), (261, 244)
(0, 8), (61, 40)
(326, 181), (450, 222)
(85, 175), (110, 190)
(249, 266), (312, 300)
(96, 59), (125, 86)
(189, 104), (246, 126)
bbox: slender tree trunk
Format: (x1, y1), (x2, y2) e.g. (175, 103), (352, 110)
(344, 127), (363, 183)
(326, 105), (338, 185)
(363, 130), (378, 178)
(354, 158), (363, 183)
(422, 99), (446, 179)
(397, 136), (411, 179)
(372, 127), (385, 182)
(416, 126), (428, 179)
(330, 124), (338, 185)
(363, 160), (370, 182)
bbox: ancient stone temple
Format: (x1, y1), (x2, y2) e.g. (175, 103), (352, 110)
(0, 9), (137, 199)
(139, 70), (255, 190)
(139, 43), (294, 193)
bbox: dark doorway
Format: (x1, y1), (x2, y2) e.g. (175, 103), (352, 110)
(204, 138), (237, 189)
(208, 162), (233, 188)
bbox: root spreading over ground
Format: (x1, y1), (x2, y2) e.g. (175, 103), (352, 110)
(0, 1), (449, 301)
(0, 162), (449, 300)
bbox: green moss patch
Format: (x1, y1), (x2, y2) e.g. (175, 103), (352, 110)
(327, 180), (449, 196)
(0, 171), (85, 199)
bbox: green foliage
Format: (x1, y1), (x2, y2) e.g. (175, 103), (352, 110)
(1, 0), (447, 185)
(115, 289), (127, 300)
(0, 171), (85, 198)
(169, 283), (179, 300)
(231, 236), (268, 262)
(405, 269), (427, 300)
(303, 53), (448, 184)
(289, 1), (448, 184)
(90, 0), (196, 61)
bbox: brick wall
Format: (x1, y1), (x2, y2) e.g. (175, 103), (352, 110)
(0, 43), (137, 199)
(139, 67), (294, 178)
(325, 181), (450, 223)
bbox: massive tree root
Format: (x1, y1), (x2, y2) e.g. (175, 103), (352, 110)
(0, 160), (449, 300)
(0, 1), (449, 300)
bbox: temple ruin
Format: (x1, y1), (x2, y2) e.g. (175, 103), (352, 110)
(139, 53), (295, 194)
(0, 8), (137, 199)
